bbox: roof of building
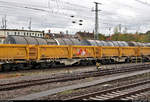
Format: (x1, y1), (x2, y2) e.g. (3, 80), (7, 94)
(0, 29), (44, 33)
(45, 33), (75, 38)
(75, 31), (94, 40)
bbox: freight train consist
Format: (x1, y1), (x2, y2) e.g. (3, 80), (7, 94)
(0, 35), (150, 71)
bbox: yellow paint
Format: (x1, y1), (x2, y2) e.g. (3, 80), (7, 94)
(140, 47), (150, 56)
(0, 44), (27, 60)
(121, 47), (137, 56)
(38, 45), (69, 59)
(101, 46), (120, 57)
(0, 44), (149, 61)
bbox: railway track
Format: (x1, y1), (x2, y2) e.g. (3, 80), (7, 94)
(0, 64), (95, 73)
(0, 62), (143, 73)
(0, 63), (150, 92)
(66, 79), (150, 100)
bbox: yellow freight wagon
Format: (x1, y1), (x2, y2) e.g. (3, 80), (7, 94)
(0, 44), (150, 71)
(0, 45), (150, 61)
(0, 44), (29, 61)
(140, 47), (150, 56)
(101, 46), (120, 57)
(121, 47), (138, 57)
(71, 46), (96, 58)
(38, 45), (70, 60)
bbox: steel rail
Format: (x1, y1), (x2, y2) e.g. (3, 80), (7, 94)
(66, 79), (150, 100)
(0, 63), (150, 92)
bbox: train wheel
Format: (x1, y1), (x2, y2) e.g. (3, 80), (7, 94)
(2, 64), (12, 71)
(72, 62), (80, 66)
(35, 64), (41, 69)
(87, 61), (93, 65)
(110, 59), (115, 64)
(15, 64), (24, 71)
(125, 59), (130, 63)
(51, 62), (56, 68)
(40, 63), (47, 69)
(81, 61), (87, 66)
(107, 59), (111, 64)
(101, 60), (105, 65)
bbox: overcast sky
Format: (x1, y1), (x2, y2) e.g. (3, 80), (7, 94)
(0, 0), (150, 35)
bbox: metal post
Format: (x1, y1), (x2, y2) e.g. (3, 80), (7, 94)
(93, 2), (101, 40)
(4, 15), (7, 29)
(95, 2), (98, 40)
(28, 17), (32, 30)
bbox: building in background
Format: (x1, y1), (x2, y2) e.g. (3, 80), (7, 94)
(44, 30), (75, 39)
(75, 31), (94, 40)
(0, 29), (45, 43)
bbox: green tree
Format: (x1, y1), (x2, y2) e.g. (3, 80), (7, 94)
(98, 34), (106, 40)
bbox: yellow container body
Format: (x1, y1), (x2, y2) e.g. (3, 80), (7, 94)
(71, 46), (96, 58)
(0, 44), (28, 60)
(0, 44), (149, 61)
(38, 45), (69, 60)
(121, 47), (138, 56)
(28, 45), (38, 60)
(101, 46), (120, 57)
(140, 47), (150, 56)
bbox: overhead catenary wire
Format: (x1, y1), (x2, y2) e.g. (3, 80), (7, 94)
(135, 0), (150, 7)
(0, 0), (150, 34)
(0, 0), (149, 18)
(0, 0), (149, 22)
